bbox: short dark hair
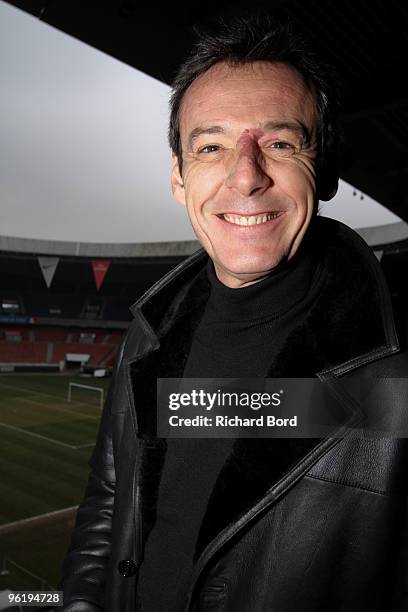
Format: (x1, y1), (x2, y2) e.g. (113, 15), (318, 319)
(168, 13), (339, 201)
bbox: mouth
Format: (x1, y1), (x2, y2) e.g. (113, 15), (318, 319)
(218, 211), (283, 226)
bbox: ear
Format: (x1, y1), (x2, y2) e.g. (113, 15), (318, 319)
(171, 153), (186, 207)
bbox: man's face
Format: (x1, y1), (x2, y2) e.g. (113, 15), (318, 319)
(171, 61), (318, 288)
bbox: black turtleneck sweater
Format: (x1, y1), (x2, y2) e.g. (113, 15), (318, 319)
(183, 238), (321, 378)
(136, 234), (324, 612)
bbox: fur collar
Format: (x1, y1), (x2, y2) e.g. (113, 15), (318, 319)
(128, 217), (399, 565)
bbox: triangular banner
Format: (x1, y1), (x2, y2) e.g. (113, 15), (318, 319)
(374, 250), (384, 262)
(38, 256), (59, 288)
(92, 259), (111, 291)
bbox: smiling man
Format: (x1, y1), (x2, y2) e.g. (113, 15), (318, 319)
(58, 13), (408, 612)
(171, 61), (318, 287)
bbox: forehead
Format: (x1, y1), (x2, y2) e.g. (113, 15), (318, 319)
(179, 61), (317, 142)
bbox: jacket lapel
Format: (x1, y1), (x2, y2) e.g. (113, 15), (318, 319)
(128, 260), (210, 549)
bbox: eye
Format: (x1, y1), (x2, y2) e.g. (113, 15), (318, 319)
(265, 140), (298, 158)
(269, 141), (295, 150)
(197, 144), (221, 154)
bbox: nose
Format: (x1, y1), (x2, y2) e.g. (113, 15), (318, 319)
(225, 132), (271, 196)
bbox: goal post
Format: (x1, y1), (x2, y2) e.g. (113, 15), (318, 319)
(67, 383), (104, 409)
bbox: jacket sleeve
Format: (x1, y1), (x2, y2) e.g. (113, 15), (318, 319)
(56, 346), (124, 611)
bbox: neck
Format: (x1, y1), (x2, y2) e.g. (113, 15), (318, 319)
(205, 235), (318, 323)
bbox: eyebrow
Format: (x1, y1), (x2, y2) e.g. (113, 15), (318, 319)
(187, 121), (311, 151)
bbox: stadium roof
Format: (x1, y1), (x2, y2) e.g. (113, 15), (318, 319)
(1, 1), (407, 254)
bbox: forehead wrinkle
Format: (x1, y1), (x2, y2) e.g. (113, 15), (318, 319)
(185, 97), (314, 130)
(182, 83), (311, 125)
(189, 89), (307, 109)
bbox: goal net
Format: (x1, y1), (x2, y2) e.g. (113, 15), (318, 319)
(67, 383), (104, 409)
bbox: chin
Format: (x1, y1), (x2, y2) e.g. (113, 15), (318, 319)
(215, 255), (286, 281)
(215, 248), (287, 275)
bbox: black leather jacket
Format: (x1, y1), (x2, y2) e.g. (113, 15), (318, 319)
(58, 218), (408, 612)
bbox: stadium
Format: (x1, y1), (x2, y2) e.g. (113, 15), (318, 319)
(0, 235), (196, 597)
(1, 0), (408, 609)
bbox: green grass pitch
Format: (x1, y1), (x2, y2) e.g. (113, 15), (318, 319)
(0, 372), (112, 592)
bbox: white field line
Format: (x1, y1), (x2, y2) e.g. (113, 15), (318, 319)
(13, 395), (99, 421)
(0, 505), (79, 534)
(0, 422), (95, 450)
(75, 443), (96, 448)
(0, 381), (98, 447)
(0, 381), (102, 409)
(0, 380), (74, 401)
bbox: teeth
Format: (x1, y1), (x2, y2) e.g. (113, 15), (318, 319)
(223, 213), (280, 226)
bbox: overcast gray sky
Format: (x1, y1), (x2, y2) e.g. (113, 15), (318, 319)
(0, 1), (402, 244)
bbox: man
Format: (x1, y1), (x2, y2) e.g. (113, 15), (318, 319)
(58, 13), (408, 612)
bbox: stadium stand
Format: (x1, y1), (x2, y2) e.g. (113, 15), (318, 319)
(0, 326), (118, 366)
(0, 246), (188, 372)
(0, 340), (48, 363)
(32, 327), (69, 342)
